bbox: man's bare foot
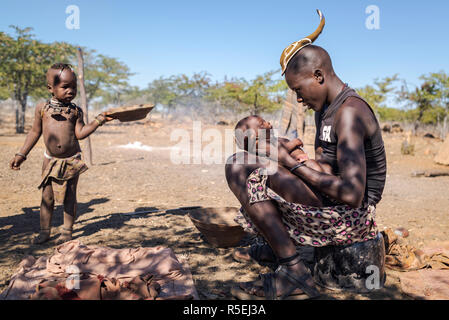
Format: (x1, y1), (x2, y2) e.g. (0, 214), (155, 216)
(232, 254), (320, 300)
(31, 229), (51, 245)
(232, 243), (277, 267)
(240, 262), (314, 297)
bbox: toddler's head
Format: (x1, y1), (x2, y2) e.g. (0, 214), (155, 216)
(46, 63), (77, 103)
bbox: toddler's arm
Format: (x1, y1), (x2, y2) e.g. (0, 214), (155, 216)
(10, 103), (44, 170)
(75, 110), (113, 140)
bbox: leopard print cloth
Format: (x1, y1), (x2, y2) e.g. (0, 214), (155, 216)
(234, 168), (379, 247)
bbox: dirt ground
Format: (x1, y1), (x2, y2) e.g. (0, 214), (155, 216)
(0, 110), (448, 300)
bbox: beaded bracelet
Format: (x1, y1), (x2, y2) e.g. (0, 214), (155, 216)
(95, 115), (106, 126)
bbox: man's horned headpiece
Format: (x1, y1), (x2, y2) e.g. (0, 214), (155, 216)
(280, 9), (325, 75)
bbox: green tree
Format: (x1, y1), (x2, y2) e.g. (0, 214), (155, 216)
(0, 26), (73, 133)
(0, 86), (9, 100)
(80, 50), (134, 108)
(206, 71), (287, 115)
(398, 80), (437, 131)
(171, 71), (212, 99)
(356, 84), (383, 110)
(239, 71), (286, 115)
(420, 71), (449, 135)
(356, 74), (399, 110)
(205, 77), (247, 113)
(146, 76), (178, 114)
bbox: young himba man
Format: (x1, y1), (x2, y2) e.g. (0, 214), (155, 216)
(226, 10), (386, 299)
(9, 63), (113, 244)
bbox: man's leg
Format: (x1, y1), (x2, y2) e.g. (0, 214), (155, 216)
(225, 152), (321, 297)
(57, 175), (79, 244)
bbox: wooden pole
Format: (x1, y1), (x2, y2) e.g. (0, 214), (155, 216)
(76, 47), (93, 166)
(291, 90), (305, 141)
(279, 89), (305, 140)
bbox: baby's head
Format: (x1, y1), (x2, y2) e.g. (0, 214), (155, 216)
(234, 115), (273, 153)
(46, 63), (77, 103)
(234, 115), (309, 161)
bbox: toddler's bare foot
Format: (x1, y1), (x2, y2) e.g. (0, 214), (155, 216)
(31, 229), (51, 245)
(55, 227), (72, 245)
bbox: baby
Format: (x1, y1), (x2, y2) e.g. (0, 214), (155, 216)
(234, 115), (327, 173)
(9, 63), (113, 244)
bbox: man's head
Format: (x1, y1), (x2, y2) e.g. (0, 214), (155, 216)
(284, 45), (335, 112)
(234, 115), (273, 152)
(46, 63), (77, 103)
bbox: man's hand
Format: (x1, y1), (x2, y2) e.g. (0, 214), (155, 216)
(268, 138), (298, 169)
(10, 155), (25, 170)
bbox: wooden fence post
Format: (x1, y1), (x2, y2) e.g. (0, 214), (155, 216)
(279, 89), (305, 140)
(76, 47), (93, 166)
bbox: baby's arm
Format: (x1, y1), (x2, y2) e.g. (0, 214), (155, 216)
(280, 138), (303, 152)
(75, 110), (113, 140)
(10, 103), (44, 170)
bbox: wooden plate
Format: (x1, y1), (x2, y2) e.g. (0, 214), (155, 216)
(187, 207), (247, 247)
(107, 104), (155, 122)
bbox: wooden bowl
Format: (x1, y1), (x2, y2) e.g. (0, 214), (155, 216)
(107, 104), (155, 122)
(187, 207), (246, 248)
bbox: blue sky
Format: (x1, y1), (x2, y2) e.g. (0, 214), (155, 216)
(1, 0), (448, 102)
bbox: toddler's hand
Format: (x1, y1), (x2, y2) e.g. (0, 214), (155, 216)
(101, 112), (114, 122)
(10, 155), (25, 170)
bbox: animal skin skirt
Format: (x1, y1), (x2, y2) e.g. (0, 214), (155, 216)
(234, 168), (379, 247)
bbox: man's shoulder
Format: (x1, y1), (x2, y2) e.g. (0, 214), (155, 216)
(335, 96), (379, 135)
(340, 95), (370, 111)
(336, 96), (376, 121)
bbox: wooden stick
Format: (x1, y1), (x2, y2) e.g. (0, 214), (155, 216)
(76, 47), (93, 166)
(411, 170), (449, 177)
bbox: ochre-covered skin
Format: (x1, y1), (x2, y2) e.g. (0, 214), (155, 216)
(9, 65), (113, 245)
(41, 102), (83, 158)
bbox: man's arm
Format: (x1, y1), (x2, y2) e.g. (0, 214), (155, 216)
(10, 103), (44, 169)
(282, 104), (367, 208)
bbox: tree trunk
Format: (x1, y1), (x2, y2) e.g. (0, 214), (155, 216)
(253, 93), (259, 115)
(76, 47), (93, 166)
(15, 99), (26, 133)
(443, 114), (448, 140)
(414, 109), (425, 135)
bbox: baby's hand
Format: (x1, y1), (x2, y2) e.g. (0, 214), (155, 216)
(283, 138), (304, 153)
(290, 148), (309, 162)
(10, 155), (25, 170)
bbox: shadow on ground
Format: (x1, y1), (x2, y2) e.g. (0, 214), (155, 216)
(0, 197), (109, 266)
(0, 203), (414, 300)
